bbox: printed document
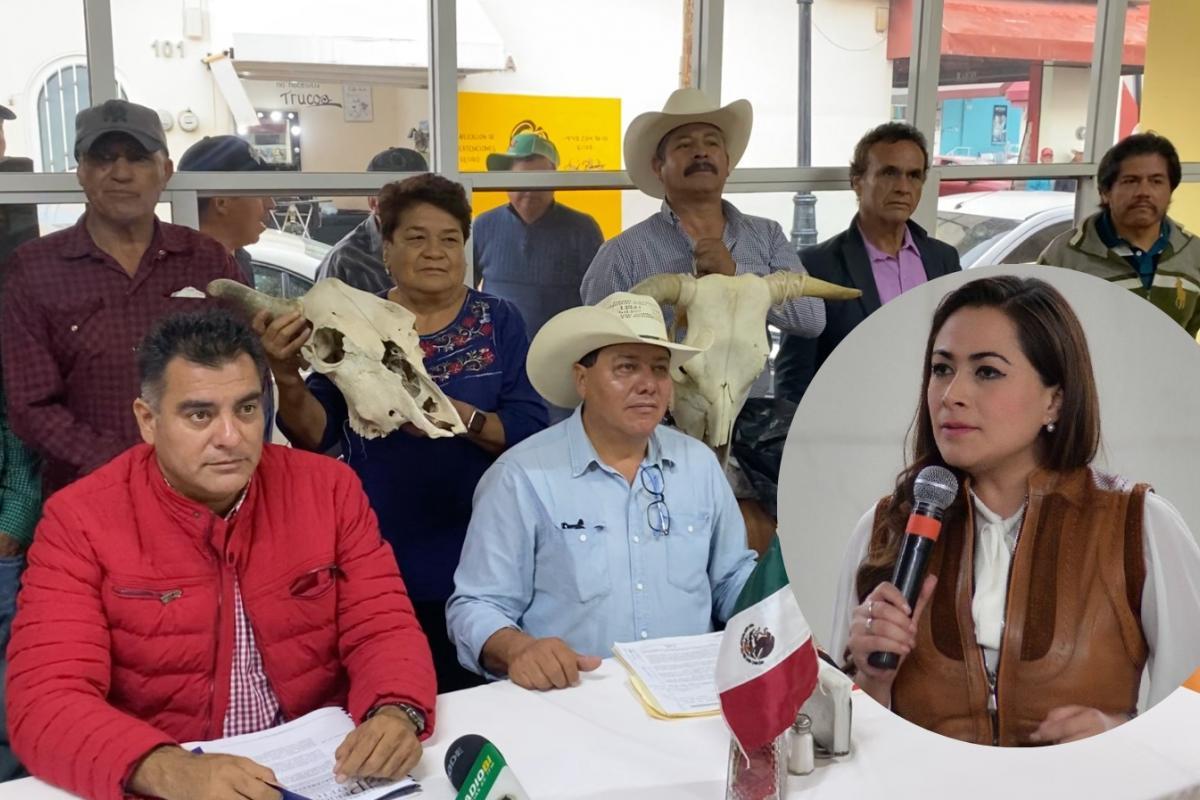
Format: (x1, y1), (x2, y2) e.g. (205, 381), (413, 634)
(185, 707), (419, 800)
(613, 632), (722, 718)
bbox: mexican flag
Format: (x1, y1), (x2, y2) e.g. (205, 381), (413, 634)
(715, 536), (819, 754)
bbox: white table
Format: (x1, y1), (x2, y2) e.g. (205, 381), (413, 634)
(5, 659), (1200, 799)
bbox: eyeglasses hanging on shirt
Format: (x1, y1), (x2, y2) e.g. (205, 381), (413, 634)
(641, 464), (671, 537)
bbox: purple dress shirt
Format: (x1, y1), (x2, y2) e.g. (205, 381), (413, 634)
(859, 224), (928, 305)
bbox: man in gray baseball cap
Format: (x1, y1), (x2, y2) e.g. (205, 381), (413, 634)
(1, 96), (247, 499)
(73, 98), (169, 159)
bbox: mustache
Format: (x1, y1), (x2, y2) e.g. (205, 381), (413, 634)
(684, 161), (719, 176)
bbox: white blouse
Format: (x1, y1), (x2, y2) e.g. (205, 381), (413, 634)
(829, 491), (1200, 709)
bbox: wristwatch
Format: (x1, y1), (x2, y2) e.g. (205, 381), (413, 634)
(466, 408), (487, 435)
(368, 702), (427, 736)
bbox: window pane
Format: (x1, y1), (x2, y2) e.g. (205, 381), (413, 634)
(935, 183), (1075, 268)
(284, 274), (315, 299)
(457, 0), (685, 238)
(929, 0), (1146, 168)
(251, 264), (285, 297)
(112, 0), (431, 173)
(0, 0), (88, 172)
(723, 0), (905, 169)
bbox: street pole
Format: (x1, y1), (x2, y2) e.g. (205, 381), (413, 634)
(790, 0), (818, 252)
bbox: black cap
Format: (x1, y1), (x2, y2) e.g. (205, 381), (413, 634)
(0, 105), (14, 121)
(75, 99), (168, 158)
(178, 135), (268, 172)
(366, 147), (428, 172)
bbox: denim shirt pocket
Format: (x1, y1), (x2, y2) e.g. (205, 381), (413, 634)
(665, 511), (713, 593)
(543, 520), (612, 604)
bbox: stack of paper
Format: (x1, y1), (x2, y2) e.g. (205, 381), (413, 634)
(185, 707), (420, 800)
(612, 632), (723, 719)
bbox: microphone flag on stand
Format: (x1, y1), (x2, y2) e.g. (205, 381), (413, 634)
(716, 536), (819, 755)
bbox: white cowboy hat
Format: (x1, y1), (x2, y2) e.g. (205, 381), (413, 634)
(527, 292), (705, 409)
(623, 88), (753, 199)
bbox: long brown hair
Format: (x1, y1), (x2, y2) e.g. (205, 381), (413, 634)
(855, 275), (1101, 600)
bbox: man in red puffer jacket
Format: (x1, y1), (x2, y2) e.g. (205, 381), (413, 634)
(6, 309), (436, 800)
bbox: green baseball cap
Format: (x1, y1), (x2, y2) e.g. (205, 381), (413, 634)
(486, 133), (559, 171)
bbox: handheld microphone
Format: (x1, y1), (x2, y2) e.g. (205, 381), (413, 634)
(867, 465), (959, 671)
(444, 734), (530, 800)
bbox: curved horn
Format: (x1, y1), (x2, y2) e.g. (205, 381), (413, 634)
(632, 273), (694, 307)
(765, 271), (862, 305)
(207, 278), (302, 318)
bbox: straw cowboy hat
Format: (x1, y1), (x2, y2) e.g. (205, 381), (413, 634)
(623, 88), (753, 199)
(527, 292), (705, 409)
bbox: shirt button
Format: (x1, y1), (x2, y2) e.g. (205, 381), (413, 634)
(636, 583), (644, 591)
(633, 535), (640, 543)
(158, 250), (166, 257)
(69, 324), (79, 332)
(640, 630), (648, 639)
(579, 533), (587, 542)
(687, 525), (694, 533)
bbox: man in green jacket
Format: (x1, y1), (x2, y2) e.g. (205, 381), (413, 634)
(1038, 133), (1200, 336)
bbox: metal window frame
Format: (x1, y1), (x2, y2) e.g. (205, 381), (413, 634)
(0, 0), (1189, 232)
(82, 0), (118, 104)
(693, 0), (724, 100)
(905, 0), (946, 231)
(1073, 0), (1130, 221)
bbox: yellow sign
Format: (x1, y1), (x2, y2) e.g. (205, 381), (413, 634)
(458, 92), (622, 239)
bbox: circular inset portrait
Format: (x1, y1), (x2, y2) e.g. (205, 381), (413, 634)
(779, 263), (1200, 748)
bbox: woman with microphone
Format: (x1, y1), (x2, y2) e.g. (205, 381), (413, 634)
(829, 275), (1200, 746)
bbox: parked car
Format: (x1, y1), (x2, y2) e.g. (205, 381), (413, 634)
(936, 190), (1075, 267)
(243, 228), (329, 298)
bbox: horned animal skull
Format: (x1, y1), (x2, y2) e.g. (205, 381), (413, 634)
(208, 278), (465, 439)
(632, 271), (860, 448)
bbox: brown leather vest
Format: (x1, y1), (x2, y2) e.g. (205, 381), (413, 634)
(870, 467), (1149, 746)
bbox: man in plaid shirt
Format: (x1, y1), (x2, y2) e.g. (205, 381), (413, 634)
(0, 374), (41, 783)
(1, 99), (246, 496)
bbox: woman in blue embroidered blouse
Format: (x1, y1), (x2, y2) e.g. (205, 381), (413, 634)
(261, 175), (548, 691)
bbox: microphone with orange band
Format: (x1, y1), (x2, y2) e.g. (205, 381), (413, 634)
(867, 466), (959, 671)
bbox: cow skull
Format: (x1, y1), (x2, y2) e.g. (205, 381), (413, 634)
(632, 271), (860, 448)
(207, 278), (466, 439)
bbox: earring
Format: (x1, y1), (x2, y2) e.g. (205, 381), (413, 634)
(1046, 422), (1056, 433)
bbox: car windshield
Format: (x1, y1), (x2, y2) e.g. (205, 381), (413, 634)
(936, 213), (1021, 257)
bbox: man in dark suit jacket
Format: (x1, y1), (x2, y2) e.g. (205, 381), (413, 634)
(774, 123), (961, 403)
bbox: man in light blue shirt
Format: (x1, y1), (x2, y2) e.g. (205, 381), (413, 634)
(447, 292), (758, 690)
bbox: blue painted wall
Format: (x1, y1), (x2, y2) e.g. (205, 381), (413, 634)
(940, 97), (1023, 162)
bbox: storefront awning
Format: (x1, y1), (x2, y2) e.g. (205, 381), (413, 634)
(888, 0), (1149, 66)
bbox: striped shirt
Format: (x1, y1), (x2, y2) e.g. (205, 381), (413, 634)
(316, 214), (393, 294)
(580, 200), (825, 336)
